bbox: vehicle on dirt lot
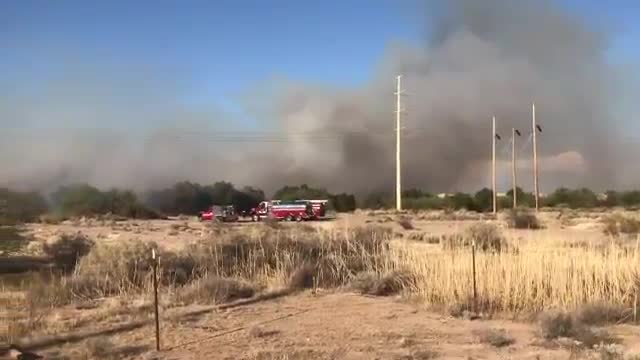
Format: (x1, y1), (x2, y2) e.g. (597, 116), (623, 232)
(198, 205), (239, 222)
(249, 200), (327, 222)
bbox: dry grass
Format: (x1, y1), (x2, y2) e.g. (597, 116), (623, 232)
(177, 275), (257, 304)
(391, 233), (639, 313)
(603, 214), (640, 236)
(397, 216), (415, 230)
(43, 232), (95, 272)
(506, 208), (543, 229)
(576, 303), (632, 326)
(473, 328), (515, 348)
(4, 217), (640, 346)
(441, 223), (507, 253)
(539, 311), (620, 348)
(350, 271), (414, 296)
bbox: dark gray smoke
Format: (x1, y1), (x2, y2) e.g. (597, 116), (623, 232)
(0, 0), (636, 195)
(249, 0), (633, 194)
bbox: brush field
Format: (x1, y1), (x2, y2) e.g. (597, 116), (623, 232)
(1, 209), (640, 359)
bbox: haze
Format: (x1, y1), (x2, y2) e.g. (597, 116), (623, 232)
(1, 0), (639, 195)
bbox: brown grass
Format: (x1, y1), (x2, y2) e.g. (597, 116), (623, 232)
(42, 233), (94, 272)
(506, 208), (543, 230)
(539, 311), (620, 348)
(441, 223), (507, 253)
(473, 328), (515, 347)
(177, 275), (257, 304)
(4, 218), (640, 345)
(603, 214), (640, 236)
(350, 271), (414, 296)
(397, 216), (415, 230)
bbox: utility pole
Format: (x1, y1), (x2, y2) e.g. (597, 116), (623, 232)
(395, 75), (404, 211)
(532, 103), (539, 212)
(511, 128), (521, 209)
(492, 116), (497, 215)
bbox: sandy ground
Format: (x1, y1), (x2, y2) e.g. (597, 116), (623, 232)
(19, 209), (611, 252)
(33, 291), (640, 359)
(6, 210), (638, 359)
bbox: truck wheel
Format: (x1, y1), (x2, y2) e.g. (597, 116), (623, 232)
(295, 215), (303, 222)
(252, 215), (259, 222)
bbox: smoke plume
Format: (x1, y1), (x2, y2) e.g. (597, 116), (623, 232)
(0, 0), (636, 195)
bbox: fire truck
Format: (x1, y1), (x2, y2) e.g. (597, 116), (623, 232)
(198, 205), (239, 222)
(250, 200), (327, 222)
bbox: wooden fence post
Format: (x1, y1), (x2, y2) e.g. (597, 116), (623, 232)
(152, 249), (160, 351)
(472, 240), (478, 314)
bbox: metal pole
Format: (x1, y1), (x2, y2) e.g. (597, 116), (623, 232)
(492, 116), (497, 215)
(512, 128), (517, 209)
(152, 249), (160, 351)
(532, 103), (539, 212)
(396, 75), (402, 211)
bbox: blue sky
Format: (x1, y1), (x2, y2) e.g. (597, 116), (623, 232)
(1, 0), (638, 120)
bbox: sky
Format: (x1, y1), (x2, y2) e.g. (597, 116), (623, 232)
(2, 0), (638, 127)
(1, 0), (640, 194)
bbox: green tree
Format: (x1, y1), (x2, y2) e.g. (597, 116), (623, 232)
(620, 191), (640, 207)
(545, 187), (598, 209)
(446, 192), (476, 211)
(146, 181), (212, 215)
(52, 184), (106, 216)
(361, 191), (391, 209)
(473, 188), (494, 212)
(330, 193), (356, 212)
(273, 184), (330, 201)
(505, 187), (534, 207)
(0, 188), (48, 224)
(602, 190), (619, 207)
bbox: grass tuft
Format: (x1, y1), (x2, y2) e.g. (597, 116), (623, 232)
(397, 216), (415, 230)
(350, 271), (414, 296)
(506, 208), (543, 229)
(474, 328), (515, 348)
(43, 233), (95, 272)
(603, 214), (640, 236)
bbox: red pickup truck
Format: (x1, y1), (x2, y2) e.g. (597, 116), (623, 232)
(198, 205), (239, 222)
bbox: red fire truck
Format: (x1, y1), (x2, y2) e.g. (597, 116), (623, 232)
(250, 200), (327, 222)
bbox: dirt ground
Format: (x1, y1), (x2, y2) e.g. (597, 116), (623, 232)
(34, 291), (640, 360)
(19, 209), (610, 252)
(5, 209), (639, 359)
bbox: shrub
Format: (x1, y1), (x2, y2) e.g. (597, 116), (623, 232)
(71, 240), (158, 296)
(397, 216), (415, 230)
(38, 213), (67, 224)
(43, 233), (95, 272)
(51, 184), (161, 219)
(603, 214), (640, 236)
(0, 188), (48, 224)
(473, 328), (515, 348)
(350, 271), (414, 296)
(288, 264), (315, 290)
(178, 275), (256, 304)
(540, 311), (620, 348)
(576, 303), (630, 326)
(465, 223), (506, 252)
(442, 223), (506, 252)
(185, 226), (392, 289)
(506, 208), (542, 229)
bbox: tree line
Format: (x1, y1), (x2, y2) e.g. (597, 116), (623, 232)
(2, 182), (639, 225)
(0, 182), (356, 225)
